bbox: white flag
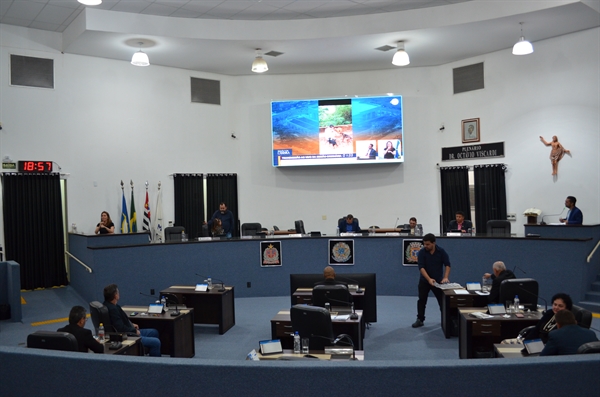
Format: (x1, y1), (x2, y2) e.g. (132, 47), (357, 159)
(152, 189), (164, 243)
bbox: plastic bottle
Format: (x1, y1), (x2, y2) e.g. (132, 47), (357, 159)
(181, 230), (185, 241)
(161, 295), (166, 309)
(514, 295), (520, 314)
(293, 331), (301, 354)
(98, 323), (105, 342)
(207, 277), (212, 290)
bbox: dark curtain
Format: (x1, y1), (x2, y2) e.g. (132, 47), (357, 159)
(173, 174), (204, 239)
(206, 174), (239, 237)
(440, 166), (471, 233)
(2, 173), (67, 290)
(474, 164), (507, 233)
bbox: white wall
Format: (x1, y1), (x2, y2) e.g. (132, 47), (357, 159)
(1, 24), (598, 239)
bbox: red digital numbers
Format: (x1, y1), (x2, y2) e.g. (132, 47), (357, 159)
(18, 161), (53, 173)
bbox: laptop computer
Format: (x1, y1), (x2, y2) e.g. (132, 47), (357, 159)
(522, 338), (544, 355)
(487, 303), (506, 315)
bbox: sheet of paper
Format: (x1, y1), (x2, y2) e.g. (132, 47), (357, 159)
(454, 289), (470, 294)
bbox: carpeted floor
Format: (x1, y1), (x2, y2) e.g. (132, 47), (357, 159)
(1, 286), (598, 360)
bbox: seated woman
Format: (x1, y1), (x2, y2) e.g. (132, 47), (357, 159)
(211, 218), (225, 237)
(502, 292), (572, 344)
(95, 211), (115, 235)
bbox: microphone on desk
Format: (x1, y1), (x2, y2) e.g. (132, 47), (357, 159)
(326, 296), (358, 320)
(336, 276), (364, 293)
(332, 333), (357, 361)
(195, 274), (226, 292)
(393, 217), (400, 229)
(540, 208), (566, 225)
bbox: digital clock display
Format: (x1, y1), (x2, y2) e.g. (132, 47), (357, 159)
(18, 161), (53, 173)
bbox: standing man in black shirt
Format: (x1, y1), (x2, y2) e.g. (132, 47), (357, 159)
(412, 233), (451, 328)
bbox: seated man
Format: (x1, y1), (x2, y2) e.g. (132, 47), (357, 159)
(57, 306), (104, 353)
(483, 261), (516, 303)
(408, 217), (418, 235)
(540, 310), (598, 356)
(102, 284), (162, 357)
(314, 266), (348, 287)
(338, 214), (361, 233)
(447, 211), (473, 233)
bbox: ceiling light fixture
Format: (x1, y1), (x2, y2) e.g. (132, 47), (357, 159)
(512, 22), (534, 55)
(251, 49), (268, 73)
(78, 0), (102, 5)
(131, 42), (150, 67)
(392, 41), (410, 66)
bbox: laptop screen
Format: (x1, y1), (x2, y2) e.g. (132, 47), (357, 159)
(524, 339), (544, 355)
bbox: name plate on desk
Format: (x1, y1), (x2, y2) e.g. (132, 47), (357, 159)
(340, 232), (359, 237)
(446, 232), (462, 237)
(198, 237), (212, 241)
(385, 232), (400, 236)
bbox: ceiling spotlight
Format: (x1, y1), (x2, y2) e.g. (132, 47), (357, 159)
(131, 42), (150, 67)
(78, 0), (102, 5)
(392, 41), (410, 66)
(512, 22), (534, 55)
(251, 49), (268, 73)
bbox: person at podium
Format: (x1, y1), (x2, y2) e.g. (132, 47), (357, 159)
(412, 233), (451, 328)
(559, 196), (583, 225)
(338, 214), (361, 233)
(482, 261), (515, 303)
(205, 202), (234, 239)
(314, 266), (347, 287)
(95, 211), (115, 235)
(447, 211), (472, 233)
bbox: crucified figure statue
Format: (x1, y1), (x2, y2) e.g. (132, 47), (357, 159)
(540, 135), (570, 176)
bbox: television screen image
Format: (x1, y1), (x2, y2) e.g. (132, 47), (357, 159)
(272, 95), (403, 167)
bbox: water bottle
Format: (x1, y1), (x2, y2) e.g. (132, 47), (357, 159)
(207, 277), (212, 290)
(98, 323), (105, 342)
(293, 331), (301, 354)
(417, 225), (423, 236)
(336, 227), (340, 236)
(482, 276), (487, 292)
(161, 295), (166, 309)
(513, 295), (520, 314)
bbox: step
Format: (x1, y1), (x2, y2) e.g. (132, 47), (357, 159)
(584, 291), (600, 303)
(577, 301), (600, 314)
(590, 281), (600, 292)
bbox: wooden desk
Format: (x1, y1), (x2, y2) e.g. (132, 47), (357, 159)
(161, 285), (235, 334)
(270, 309), (364, 350)
(257, 349), (364, 361)
(104, 336), (143, 356)
(442, 289), (489, 338)
(458, 308), (541, 359)
(123, 306), (195, 358)
(292, 288), (366, 311)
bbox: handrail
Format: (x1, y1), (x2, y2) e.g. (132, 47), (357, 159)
(65, 251), (93, 273)
(587, 239), (600, 263)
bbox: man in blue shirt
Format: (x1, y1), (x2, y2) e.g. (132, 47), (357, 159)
(540, 310), (598, 356)
(338, 214), (361, 233)
(206, 202), (235, 238)
(559, 196), (583, 225)
(413, 233), (451, 328)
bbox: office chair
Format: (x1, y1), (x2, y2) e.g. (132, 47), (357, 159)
(486, 220), (511, 237)
(368, 226), (380, 229)
(164, 226), (185, 241)
(499, 278), (539, 311)
(201, 224), (209, 237)
(294, 220), (305, 234)
(273, 225), (280, 231)
(27, 331), (78, 352)
(162, 293), (179, 306)
(89, 301), (113, 335)
(312, 284), (352, 309)
(577, 341), (600, 354)
(291, 304), (334, 350)
(241, 223), (262, 236)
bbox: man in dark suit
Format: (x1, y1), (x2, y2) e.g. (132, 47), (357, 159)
(447, 211), (473, 233)
(103, 284), (162, 357)
(314, 266), (348, 287)
(482, 261), (516, 303)
(365, 143), (377, 158)
(540, 310), (598, 356)
(338, 214), (361, 233)
(560, 196), (583, 225)
(57, 306), (104, 353)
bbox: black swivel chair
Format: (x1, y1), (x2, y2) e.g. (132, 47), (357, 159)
(164, 226), (185, 241)
(312, 284), (352, 309)
(241, 223), (262, 236)
(273, 225), (280, 231)
(577, 341), (600, 354)
(486, 220), (511, 237)
(201, 224), (209, 237)
(291, 304), (334, 350)
(27, 331), (78, 352)
(89, 301), (113, 335)
(499, 278), (539, 311)
(294, 220), (306, 234)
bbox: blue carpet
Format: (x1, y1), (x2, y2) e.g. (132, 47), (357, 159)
(2, 287), (598, 360)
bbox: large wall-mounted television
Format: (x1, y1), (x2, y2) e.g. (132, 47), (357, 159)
(271, 95), (403, 167)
